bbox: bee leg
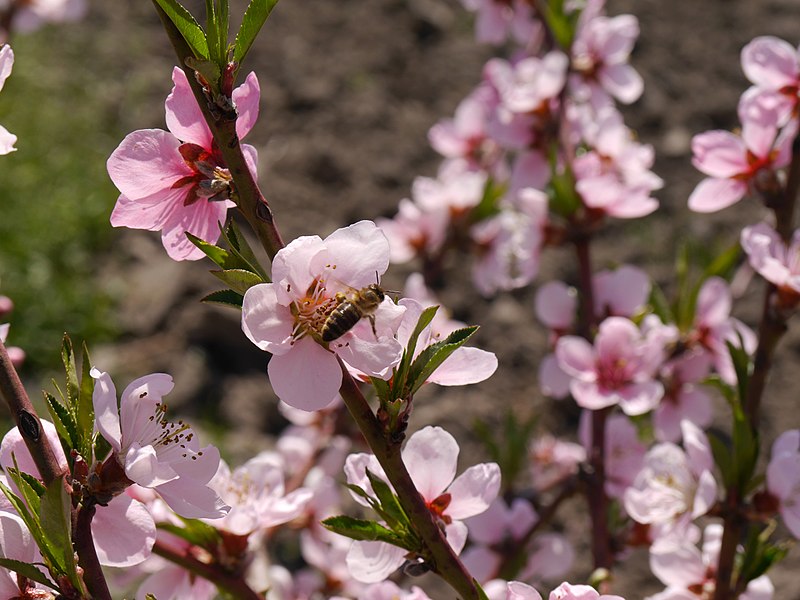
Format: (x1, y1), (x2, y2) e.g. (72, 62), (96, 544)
(369, 314), (378, 339)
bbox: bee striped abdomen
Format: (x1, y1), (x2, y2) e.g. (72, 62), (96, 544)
(321, 302), (363, 342)
(320, 284), (385, 342)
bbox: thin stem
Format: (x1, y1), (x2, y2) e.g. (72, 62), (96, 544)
(75, 503), (111, 600)
(0, 341), (66, 487)
(153, 539), (264, 600)
(338, 361), (480, 600)
(152, 2), (285, 260)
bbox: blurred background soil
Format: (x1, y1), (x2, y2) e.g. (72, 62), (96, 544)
(2, 0), (800, 597)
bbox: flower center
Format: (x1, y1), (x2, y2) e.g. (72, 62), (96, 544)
(174, 142), (233, 205)
(289, 275), (341, 343)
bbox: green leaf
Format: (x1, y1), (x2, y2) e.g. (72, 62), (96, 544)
(17, 472), (46, 498)
(205, 0), (220, 64)
(321, 516), (410, 548)
(210, 268), (264, 295)
(475, 581), (491, 600)
(732, 410), (759, 490)
(364, 470), (408, 530)
(94, 433), (112, 463)
(44, 392), (79, 458)
(548, 162), (580, 217)
(222, 220), (269, 280)
(0, 479), (58, 573)
(369, 376), (391, 403)
(153, 0), (210, 59)
(77, 342), (95, 460)
(726, 338), (753, 406)
(648, 280), (675, 324)
(40, 477), (77, 583)
(201, 289), (244, 309)
(186, 232), (238, 269)
(406, 326), (479, 397)
(703, 242), (741, 281)
(7, 461), (42, 517)
(234, 0), (281, 65)
(469, 178), (505, 222)
(184, 57), (222, 89)
(0, 558), (56, 590)
(61, 336), (79, 414)
(393, 305), (439, 398)
(708, 431), (733, 488)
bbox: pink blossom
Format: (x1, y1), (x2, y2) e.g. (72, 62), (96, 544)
(471, 188), (549, 295)
(7, 0), (87, 34)
(594, 265), (650, 318)
(741, 36), (800, 124)
(623, 421), (717, 536)
(535, 281), (578, 333)
(0, 511), (43, 598)
(570, 14), (643, 106)
(648, 524), (774, 600)
(529, 434), (585, 492)
(579, 411), (646, 499)
(687, 277), (756, 385)
(0, 419), (157, 567)
(653, 351), (714, 443)
(429, 84), (503, 172)
(107, 67), (260, 260)
(688, 96), (790, 213)
(766, 429), (800, 538)
(91, 368), (229, 519)
(206, 451), (312, 536)
(572, 110), (661, 218)
(241, 221), (405, 411)
(0, 45), (16, 155)
(460, 0), (541, 46)
(555, 316), (665, 415)
(549, 582), (625, 600)
(538, 353), (573, 399)
(135, 563), (217, 600)
(462, 497), (538, 582)
(484, 52), (568, 114)
(358, 581), (433, 600)
(412, 159), (488, 215)
(741, 222), (800, 303)
(343, 426), (500, 583)
(377, 199), (449, 264)
(0, 322), (24, 368)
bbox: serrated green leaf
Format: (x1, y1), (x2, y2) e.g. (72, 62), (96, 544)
(234, 0), (280, 65)
(210, 268), (264, 295)
(201, 289), (245, 309)
(94, 433), (112, 463)
(205, 0), (220, 63)
(223, 220), (269, 280)
(0, 558), (56, 590)
(17, 472), (46, 498)
(44, 392), (79, 458)
(369, 377), (391, 403)
(406, 326), (479, 397)
(153, 0), (209, 59)
(40, 477), (77, 581)
(365, 470), (408, 530)
(321, 516), (411, 549)
(61, 336), (79, 414)
(77, 342), (95, 461)
(186, 232), (238, 269)
(7, 460), (42, 517)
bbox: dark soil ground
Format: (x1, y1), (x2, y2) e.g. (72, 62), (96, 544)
(12, 0), (800, 597)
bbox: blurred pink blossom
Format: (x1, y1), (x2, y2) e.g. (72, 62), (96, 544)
(0, 45), (14, 155)
(741, 36), (800, 125)
(741, 222), (800, 305)
(766, 429), (800, 538)
(580, 411), (646, 499)
(555, 316), (665, 415)
(460, 0), (541, 46)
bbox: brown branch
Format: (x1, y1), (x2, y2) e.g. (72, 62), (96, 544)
(338, 361), (481, 599)
(0, 341), (65, 487)
(75, 503), (111, 600)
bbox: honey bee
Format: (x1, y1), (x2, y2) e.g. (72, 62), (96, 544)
(321, 283), (386, 342)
